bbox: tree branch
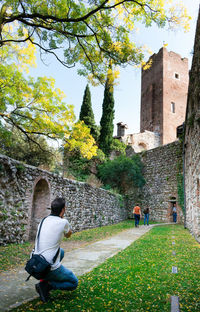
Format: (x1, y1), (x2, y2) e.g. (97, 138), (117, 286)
(0, 28), (35, 46)
(4, 17), (94, 39)
(29, 37), (75, 68)
(77, 37), (95, 73)
(2, 0), (157, 26)
(1, 113), (45, 149)
(1, 112), (59, 153)
(19, 0), (26, 14)
(2, 0), (109, 24)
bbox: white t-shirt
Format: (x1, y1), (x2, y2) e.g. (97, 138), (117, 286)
(34, 215), (70, 270)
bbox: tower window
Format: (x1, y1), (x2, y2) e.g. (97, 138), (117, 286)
(171, 102), (175, 113)
(175, 73), (180, 79)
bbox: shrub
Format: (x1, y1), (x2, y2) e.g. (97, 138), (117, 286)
(110, 139), (126, 155)
(63, 148), (106, 182)
(97, 154), (145, 194)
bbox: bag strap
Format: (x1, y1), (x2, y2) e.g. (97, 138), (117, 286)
(36, 216), (48, 251)
(52, 247), (60, 263)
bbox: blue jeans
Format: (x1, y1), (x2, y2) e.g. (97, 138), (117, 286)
(134, 214), (140, 227)
(144, 213), (149, 225)
(173, 212), (177, 223)
(44, 248), (78, 290)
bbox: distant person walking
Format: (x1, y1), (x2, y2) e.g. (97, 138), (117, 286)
(133, 204), (141, 227)
(172, 203), (177, 223)
(143, 207), (150, 225)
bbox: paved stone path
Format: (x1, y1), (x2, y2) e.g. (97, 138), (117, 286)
(0, 223), (173, 312)
(171, 296), (180, 312)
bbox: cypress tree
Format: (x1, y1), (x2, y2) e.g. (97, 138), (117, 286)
(99, 72), (115, 155)
(79, 84), (98, 140)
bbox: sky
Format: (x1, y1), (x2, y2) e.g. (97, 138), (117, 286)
(29, 0), (200, 137)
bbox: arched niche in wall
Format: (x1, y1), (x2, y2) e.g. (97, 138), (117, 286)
(29, 178), (51, 240)
(169, 196), (176, 204)
(138, 142), (147, 152)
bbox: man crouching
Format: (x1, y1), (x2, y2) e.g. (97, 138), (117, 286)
(34, 197), (78, 302)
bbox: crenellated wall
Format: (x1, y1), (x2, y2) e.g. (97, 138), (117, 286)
(0, 154), (127, 245)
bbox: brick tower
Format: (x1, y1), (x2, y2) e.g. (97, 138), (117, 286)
(140, 47), (189, 145)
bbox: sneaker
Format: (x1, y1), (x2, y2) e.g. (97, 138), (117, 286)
(35, 281), (50, 303)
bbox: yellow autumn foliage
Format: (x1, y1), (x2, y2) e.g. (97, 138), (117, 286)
(0, 24), (98, 160)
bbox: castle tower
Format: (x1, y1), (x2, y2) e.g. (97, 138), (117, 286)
(140, 47), (189, 145)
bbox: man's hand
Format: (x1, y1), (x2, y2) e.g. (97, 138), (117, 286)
(64, 229), (72, 238)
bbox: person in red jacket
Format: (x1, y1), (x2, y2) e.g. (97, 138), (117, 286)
(133, 204), (142, 227)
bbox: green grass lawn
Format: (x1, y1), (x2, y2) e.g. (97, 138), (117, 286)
(11, 225), (200, 312)
(0, 241), (33, 272)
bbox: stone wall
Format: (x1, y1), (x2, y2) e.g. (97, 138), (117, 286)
(0, 154), (127, 245)
(184, 8), (200, 242)
(0, 139), (186, 245)
(125, 141), (184, 223)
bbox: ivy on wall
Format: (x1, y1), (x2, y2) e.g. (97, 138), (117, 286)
(177, 172), (184, 213)
(176, 136), (185, 214)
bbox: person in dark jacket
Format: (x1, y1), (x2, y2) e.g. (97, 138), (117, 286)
(143, 207), (150, 225)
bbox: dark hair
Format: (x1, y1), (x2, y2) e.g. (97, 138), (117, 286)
(51, 197), (65, 216)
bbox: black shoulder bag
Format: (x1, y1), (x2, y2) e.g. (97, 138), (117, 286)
(25, 216), (60, 281)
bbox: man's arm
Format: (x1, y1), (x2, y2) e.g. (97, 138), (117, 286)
(64, 229), (72, 238)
